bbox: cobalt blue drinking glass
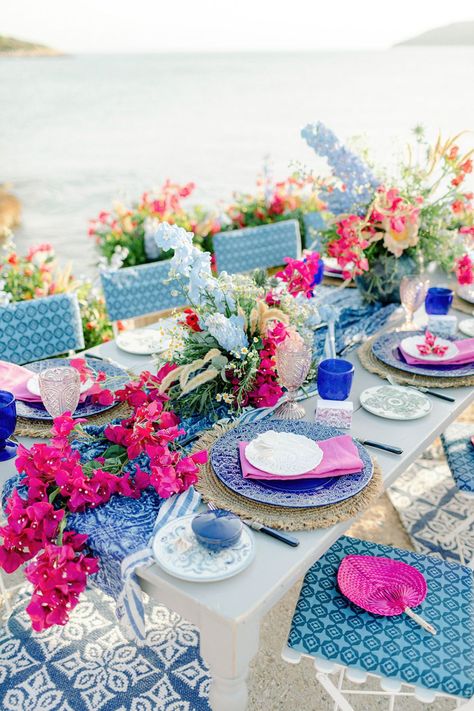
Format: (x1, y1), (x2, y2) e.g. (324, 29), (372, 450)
(425, 287), (453, 315)
(317, 358), (354, 401)
(0, 390), (17, 461)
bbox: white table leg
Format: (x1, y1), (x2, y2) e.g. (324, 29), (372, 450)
(199, 611), (261, 711)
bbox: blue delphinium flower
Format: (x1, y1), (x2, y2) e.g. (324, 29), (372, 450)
(301, 122), (379, 215)
(147, 221), (235, 313)
(205, 313), (248, 353)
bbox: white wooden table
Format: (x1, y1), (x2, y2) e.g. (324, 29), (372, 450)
(2, 313), (473, 711)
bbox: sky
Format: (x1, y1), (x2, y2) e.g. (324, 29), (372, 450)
(2, 0), (474, 52)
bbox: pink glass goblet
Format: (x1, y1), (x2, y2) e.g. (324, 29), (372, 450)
(274, 341), (312, 420)
(38, 366), (81, 418)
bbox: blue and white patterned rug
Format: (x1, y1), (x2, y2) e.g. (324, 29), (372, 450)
(0, 587), (210, 711)
(388, 441), (474, 563)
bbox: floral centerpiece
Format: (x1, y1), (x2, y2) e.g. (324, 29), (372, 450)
(145, 221), (322, 418)
(221, 169), (328, 248)
(89, 180), (221, 269)
(303, 123), (474, 303)
(0, 234), (113, 348)
(0, 373), (207, 632)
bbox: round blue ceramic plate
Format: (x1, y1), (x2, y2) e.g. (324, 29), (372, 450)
(372, 330), (474, 378)
(210, 420), (373, 508)
(16, 357), (129, 420)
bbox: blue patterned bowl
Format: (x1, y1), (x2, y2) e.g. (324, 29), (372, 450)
(191, 509), (243, 552)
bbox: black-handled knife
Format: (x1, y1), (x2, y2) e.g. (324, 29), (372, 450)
(424, 389), (455, 403)
(361, 440), (403, 455)
(243, 519), (300, 546)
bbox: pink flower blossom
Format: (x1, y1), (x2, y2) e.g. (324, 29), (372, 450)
(456, 254), (474, 285)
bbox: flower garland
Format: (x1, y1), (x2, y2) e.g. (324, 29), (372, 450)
(0, 371), (207, 632)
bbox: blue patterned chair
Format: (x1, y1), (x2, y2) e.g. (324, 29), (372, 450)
(440, 423), (474, 564)
(303, 211), (326, 252)
(213, 219), (301, 274)
(100, 260), (185, 324)
(0, 293), (84, 365)
(283, 536), (474, 710)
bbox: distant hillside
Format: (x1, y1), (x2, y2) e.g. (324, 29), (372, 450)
(0, 35), (62, 56)
(396, 22), (474, 46)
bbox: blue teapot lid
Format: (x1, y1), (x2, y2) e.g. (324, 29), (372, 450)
(191, 509), (242, 543)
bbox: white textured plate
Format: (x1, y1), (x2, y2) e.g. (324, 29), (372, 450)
(459, 319), (474, 337)
(116, 319), (179, 355)
(323, 257), (344, 277)
(245, 430), (323, 476)
(360, 385), (431, 421)
(152, 515), (255, 582)
(27, 374), (93, 397)
(400, 335), (458, 362)
(457, 284), (474, 304)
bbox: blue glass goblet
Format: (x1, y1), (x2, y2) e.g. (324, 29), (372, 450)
(0, 390), (17, 461)
(317, 358), (354, 401)
(425, 287), (453, 315)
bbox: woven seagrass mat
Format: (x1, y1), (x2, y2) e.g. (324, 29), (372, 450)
(322, 275), (355, 288)
(358, 335), (474, 389)
(453, 294), (474, 316)
(14, 401), (132, 438)
(191, 423), (382, 531)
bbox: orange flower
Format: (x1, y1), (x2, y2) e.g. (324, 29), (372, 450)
(452, 175), (465, 187)
(448, 146), (459, 160)
(460, 159), (473, 174)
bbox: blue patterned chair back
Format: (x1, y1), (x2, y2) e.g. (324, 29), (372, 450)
(100, 260), (184, 322)
(303, 212), (326, 251)
(441, 424), (474, 495)
(287, 535), (474, 700)
(213, 219), (301, 274)
(0, 293), (84, 365)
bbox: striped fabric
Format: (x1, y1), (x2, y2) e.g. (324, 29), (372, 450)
(116, 486), (201, 641)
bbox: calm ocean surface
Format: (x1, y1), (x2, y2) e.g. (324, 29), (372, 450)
(1, 50), (473, 274)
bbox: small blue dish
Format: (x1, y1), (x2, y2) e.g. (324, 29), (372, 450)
(191, 509), (243, 552)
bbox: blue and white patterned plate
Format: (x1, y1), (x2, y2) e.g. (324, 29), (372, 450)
(210, 420), (373, 508)
(152, 514), (255, 582)
(15, 357), (130, 420)
(372, 330), (474, 378)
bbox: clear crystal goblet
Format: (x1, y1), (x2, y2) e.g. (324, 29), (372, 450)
(38, 366), (81, 419)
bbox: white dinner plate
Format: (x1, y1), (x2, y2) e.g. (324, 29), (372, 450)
(400, 335), (458, 362)
(152, 514), (255, 583)
(245, 430), (323, 476)
(360, 385), (431, 421)
(116, 318), (181, 355)
(459, 319), (474, 338)
(27, 374), (93, 397)
(457, 284), (474, 304)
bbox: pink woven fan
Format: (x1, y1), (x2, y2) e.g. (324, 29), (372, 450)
(337, 555), (437, 635)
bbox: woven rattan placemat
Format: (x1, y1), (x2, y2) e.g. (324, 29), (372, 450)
(453, 294), (474, 316)
(192, 424), (382, 531)
(358, 335), (474, 389)
(15, 401), (132, 438)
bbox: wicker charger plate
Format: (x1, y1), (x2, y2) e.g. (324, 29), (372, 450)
(14, 401), (132, 438)
(192, 424), (382, 531)
(358, 335), (474, 389)
(453, 293), (474, 316)
(322, 275), (355, 288)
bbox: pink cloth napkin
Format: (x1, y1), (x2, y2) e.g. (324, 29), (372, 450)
(239, 435), (363, 481)
(400, 338), (474, 366)
(0, 360), (91, 403)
